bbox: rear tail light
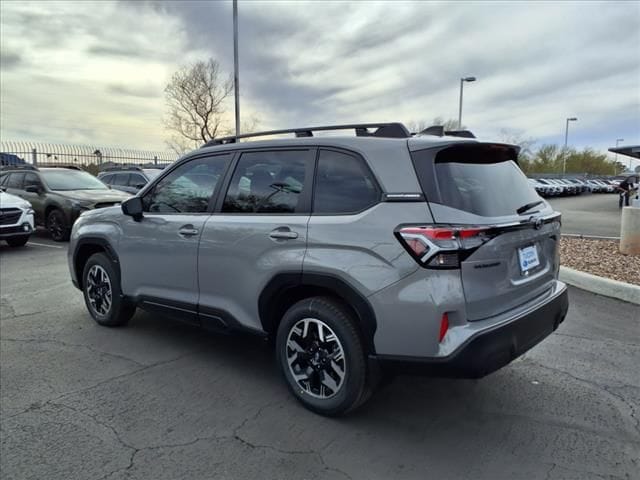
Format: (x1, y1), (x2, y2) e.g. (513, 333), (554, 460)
(395, 225), (490, 269)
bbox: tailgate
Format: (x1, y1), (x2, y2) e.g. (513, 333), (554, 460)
(410, 142), (562, 321)
(459, 216), (560, 320)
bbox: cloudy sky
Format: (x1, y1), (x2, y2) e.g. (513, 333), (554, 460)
(1, 0), (639, 165)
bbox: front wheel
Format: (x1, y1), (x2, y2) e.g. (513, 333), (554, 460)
(276, 297), (370, 416)
(47, 209), (69, 242)
(82, 253), (135, 327)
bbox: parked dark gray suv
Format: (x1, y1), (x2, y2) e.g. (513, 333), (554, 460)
(97, 166), (163, 194)
(68, 123), (569, 415)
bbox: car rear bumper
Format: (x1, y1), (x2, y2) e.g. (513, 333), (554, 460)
(371, 283), (569, 379)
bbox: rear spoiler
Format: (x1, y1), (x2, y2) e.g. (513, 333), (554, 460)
(417, 126), (476, 139)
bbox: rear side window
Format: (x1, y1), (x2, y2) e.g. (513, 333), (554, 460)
(6, 173), (24, 189)
(222, 150), (313, 214)
(313, 149), (380, 214)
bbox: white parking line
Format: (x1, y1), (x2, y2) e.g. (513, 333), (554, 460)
(28, 242), (63, 249)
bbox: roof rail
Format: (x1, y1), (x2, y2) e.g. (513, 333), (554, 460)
(204, 122), (411, 146)
(0, 164), (38, 171)
(416, 125), (476, 139)
(41, 165), (83, 170)
(99, 166), (143, 172)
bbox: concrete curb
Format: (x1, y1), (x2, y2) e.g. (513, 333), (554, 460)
(559, 266), (640, 305)
(562, 233), (621, 241)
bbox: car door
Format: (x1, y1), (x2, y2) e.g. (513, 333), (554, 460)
(21, 172), (46, 224)
(198, 148), (315, 332)
(118, 154), (233, 322)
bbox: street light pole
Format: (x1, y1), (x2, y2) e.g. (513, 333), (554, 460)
(233, 0), (240, 138)
(563, 117), (577, 174)
(615, 138), (625, 172)
(458, 76), (476, 130)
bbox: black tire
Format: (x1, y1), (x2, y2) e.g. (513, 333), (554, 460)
(6, 236), (29, 247)
(82, 252), (135, 327)
(276, 297), (370, 416)
(47, 209), (69, 242)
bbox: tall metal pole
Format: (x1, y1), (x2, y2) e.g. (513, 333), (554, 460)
(457, 78), (464, 130)
(563, 119), (569, 175)
(615, 138), (625, 171)
(563, 117), (576, 174)
(233, 0), (240, 138)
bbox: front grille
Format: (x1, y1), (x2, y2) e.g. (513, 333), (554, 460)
(94, 202), (118, 209)
(0, 208), (22, 226)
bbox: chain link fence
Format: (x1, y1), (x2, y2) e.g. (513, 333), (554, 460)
(0, 141), (178, 175)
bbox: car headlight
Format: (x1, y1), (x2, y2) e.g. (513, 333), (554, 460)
(26, 208), (35, 215)
(70, 200), (92, 210)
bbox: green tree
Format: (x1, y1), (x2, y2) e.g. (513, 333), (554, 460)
(522, 144), (620, 175)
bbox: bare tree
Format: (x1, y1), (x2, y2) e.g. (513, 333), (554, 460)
(164, 59), (233, 154)
(497, 129), (537, 159)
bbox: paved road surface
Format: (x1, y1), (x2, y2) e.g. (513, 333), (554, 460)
(1, 236), (638, 480)
(548, 193), (622, 238)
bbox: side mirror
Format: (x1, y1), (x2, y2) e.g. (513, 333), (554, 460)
(122, 196), (143, 221)
(135, 183), (146, 190)
(25, 185), (41, 194)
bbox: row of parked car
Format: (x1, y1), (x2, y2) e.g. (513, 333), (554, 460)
(527, 177), (618, 197)
(0, 165), (162, 244)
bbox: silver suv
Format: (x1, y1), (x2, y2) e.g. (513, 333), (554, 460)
(68, 123), (569, 416)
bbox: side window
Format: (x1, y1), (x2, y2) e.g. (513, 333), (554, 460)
(100, 174), (113, 184)
(112, 173), (130, 186)
(6, 173), (25, 189)
(143, 155), (231, 213)
(23, 173), (42, 188)
(313, 150), (380, 214)
(222, 150), (312, 214)
(0, 174), (8, 186)
(128, 173), (146, 187)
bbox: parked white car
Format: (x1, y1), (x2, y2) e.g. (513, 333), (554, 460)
(0, 188), (35, 247)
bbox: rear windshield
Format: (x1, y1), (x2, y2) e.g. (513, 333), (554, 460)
(412, 144), (540, 217)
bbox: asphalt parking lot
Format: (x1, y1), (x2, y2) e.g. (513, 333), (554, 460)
(548, 193), (622, 238)
(1, 234), (639, 480)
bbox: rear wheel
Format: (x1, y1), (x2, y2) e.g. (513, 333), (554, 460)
(82, 253), (135, 327)
(6, 236), (29, 247)
(47, 209), (69, 242)
(276, 297), (370, 416)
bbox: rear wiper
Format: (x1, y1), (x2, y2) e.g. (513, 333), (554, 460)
(516, 200), (544, 215)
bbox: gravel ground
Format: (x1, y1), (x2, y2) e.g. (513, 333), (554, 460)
(560, 237), (640, 285)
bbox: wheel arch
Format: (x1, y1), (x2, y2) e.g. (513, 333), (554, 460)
(73, 237), (120, 290)
(259, 272), (378, 354)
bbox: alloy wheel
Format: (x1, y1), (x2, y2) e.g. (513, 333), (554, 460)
(86, 265), (112, 316)
(286, 318), (346, 399)
(48, 212), (64, 240)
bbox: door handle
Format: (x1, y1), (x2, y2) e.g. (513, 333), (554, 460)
(269, 227), (299, 240)
(178, 225), (199, 237)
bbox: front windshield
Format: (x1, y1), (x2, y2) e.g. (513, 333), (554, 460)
(41, 170), (108, 191)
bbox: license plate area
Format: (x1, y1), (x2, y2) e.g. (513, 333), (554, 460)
(518, 244), (540, 274)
